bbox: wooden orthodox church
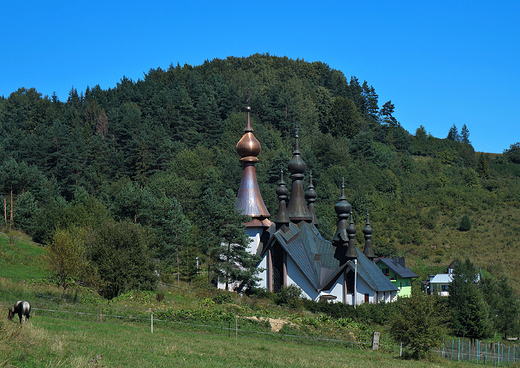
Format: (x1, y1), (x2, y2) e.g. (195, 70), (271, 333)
(235, 106), (398, 305)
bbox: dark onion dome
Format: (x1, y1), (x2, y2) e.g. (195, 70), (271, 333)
(362, 210), (373, 236)
(305, 170), (318, 226)
(346, 212), (358, 259)
(305, 170), (317, 202)
(362, 210), (376, 259)
(333, 178), (350, 245)
(334, 178), (352, 216)
(276, 168), (289, 200)
(286, 125), (312, 222)
(235, 106), (271, 227)
(275, 168), (290, 228)
(347, 212), (357, 237)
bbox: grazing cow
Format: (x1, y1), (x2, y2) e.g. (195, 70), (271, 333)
(8, 301), (31, 324)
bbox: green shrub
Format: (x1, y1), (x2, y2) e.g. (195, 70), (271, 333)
(459, 215), (472, 231)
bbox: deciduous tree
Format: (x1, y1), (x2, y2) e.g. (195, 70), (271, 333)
(390, 292), (447, 359)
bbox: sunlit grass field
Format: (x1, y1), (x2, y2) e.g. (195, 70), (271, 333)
(2, 315), (480, 368)
(0, 232), (494, 367)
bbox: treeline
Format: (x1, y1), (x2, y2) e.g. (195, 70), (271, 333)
(1, 53), (520, 295)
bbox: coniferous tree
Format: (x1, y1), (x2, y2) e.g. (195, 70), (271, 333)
(481, 276), (520, 337)
(202, 188), (260, 291)
(447, 124), (461, 142)
(504, 142), (520, 164)
(460, 124), (471, 145)
(448, 259), (491, 339)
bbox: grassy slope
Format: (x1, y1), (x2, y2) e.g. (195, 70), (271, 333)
(0, 236), (480, 367)
(0, 233), (48, 282)
(1, 316), (476, 368)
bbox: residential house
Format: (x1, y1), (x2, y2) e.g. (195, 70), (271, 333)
(374, 257), (418, 297)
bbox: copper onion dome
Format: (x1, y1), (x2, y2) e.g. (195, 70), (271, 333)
(236, 106), (271, 227)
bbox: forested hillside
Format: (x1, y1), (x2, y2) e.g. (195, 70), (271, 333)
(1, 53), (520, 292)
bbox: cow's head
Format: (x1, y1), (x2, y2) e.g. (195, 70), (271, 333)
(7, 308), (14, 320)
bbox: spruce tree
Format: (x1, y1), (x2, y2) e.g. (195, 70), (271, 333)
(448, 259), (491, 339)
(202, 188), (260, 291)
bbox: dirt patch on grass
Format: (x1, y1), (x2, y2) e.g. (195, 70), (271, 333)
(245, 316), (296, 332)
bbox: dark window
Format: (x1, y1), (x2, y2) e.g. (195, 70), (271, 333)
(346, 271), (355, 295)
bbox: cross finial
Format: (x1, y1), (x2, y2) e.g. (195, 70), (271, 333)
(246, 89), (251, 104)
(295, 124), (300, 137)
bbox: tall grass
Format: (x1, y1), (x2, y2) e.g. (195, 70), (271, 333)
(1, 315), (478, 368)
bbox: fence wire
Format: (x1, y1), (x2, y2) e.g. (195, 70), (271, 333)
(2, 288), (519, 365)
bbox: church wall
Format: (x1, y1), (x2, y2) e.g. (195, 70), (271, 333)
(352, 275), (376, 306)
(245, 228), (263, 255)
(257, 253), (268, 289)
(286, 256), (319, 301)
(319, 273), (345, 303)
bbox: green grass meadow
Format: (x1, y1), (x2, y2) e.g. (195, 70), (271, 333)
(0, 233), (498, 367)
(2, 315), (481, 368)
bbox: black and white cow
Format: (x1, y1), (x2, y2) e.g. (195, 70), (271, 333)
(8, 301), (31, 323)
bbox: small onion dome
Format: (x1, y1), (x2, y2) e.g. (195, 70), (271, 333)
(362, 210), (375, 259)
(346, 211), (358, 259)
(276, 169), (289, 201)
(363, 211), (373, 236)
(275, 168), (290, 226)
(287, 126), (306, 176)
(236, 106), (261, 163)
(347, 212), (357, 237)
(305, 170), (317, 204)
(306, 170), (319, 227)
(334, 178), (352, 217)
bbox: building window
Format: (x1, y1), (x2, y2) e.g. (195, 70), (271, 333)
(382, 268), (390, 276)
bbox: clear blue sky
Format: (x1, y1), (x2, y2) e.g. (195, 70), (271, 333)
(2, 1), (519, 153)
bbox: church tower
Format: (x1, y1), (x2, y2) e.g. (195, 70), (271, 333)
(236, 106), (272, 255)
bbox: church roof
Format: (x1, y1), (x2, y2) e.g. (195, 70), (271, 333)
(264, 222), (397, 293)
(350, 250), (399, 292)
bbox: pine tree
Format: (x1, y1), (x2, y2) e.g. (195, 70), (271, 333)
(448, 259), (491, 339)
(447, 124), (461, 142)
(202, 188), (260, 291)
(460, 124), (471, 144)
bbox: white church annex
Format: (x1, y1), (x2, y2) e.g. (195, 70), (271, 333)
(234, 106), (398, 305)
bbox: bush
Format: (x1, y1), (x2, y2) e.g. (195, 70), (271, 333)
(274, 285), (303, 309)
(459, 215), (472, 231)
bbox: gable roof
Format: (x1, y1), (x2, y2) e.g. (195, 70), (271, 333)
(346, 249), (398, 292)
(264, 222), (397, 293)
(376, 257), (418, 279)
(429, 273), (453, 284)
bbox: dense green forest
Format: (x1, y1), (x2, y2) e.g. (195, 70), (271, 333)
(1, 53), (520, 295)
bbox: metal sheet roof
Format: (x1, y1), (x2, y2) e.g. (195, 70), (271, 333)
(376, 257), (418, 279)
(268, 222), (397, 293)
